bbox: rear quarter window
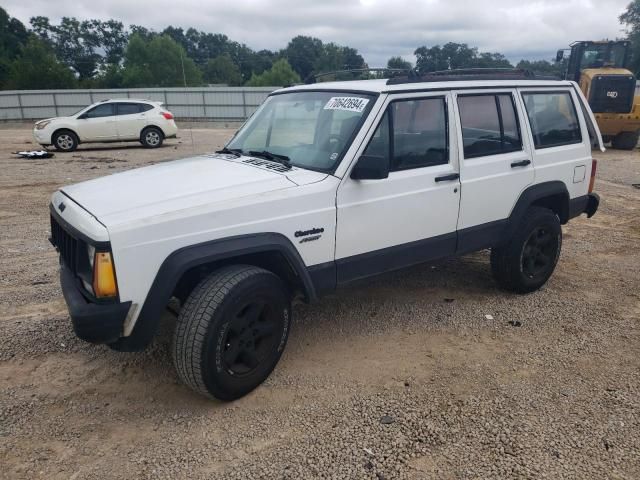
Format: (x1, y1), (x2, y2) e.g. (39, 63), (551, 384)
(521, 92), (582, 149)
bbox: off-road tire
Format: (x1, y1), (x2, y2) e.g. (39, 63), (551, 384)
(140, 126), (164, 148)
(611, 131), (639, 150)
(490, 207), (562, 293)
(172, 265), (292, 401)
(52, 129), (79, 152)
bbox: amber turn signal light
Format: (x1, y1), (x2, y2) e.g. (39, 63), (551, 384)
(93, 252), (117, 298)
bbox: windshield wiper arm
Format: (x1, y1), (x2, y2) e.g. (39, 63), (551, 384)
(248, 150), (292, 169)
(215, 147), (243, 157)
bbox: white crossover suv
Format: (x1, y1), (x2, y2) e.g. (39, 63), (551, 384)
(34, 99), (178, 151)
(48, 70), (602, 401)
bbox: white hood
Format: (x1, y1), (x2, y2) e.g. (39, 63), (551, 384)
(61, 154), (327, 225)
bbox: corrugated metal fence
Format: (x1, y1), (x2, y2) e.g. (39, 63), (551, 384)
(0, 87), (278, 122)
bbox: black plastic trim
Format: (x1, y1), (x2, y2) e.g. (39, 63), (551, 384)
(336, 232), (457, 285)
(507, 181), (570, 229)
(569, 193), (600, 219)
(308, 261), (337, 296)
(456, 219), (508, 255)
(60, 264), (131, 344)
(111, 233), (317, 351)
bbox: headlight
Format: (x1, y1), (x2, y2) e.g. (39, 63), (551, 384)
(35, 120), (51, 130)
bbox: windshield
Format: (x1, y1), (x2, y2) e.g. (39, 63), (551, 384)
(226, 91), (375, 172)
(580, 44), (627, 69)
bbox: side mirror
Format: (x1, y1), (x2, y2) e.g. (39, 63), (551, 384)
(350, 154), (389, 180)
(556, 50), (564, 63)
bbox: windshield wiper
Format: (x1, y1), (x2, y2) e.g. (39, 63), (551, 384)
(248, 150), (292, 169)
(215, 147), (243, 157)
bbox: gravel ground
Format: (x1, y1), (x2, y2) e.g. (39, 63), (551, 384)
(0, 126), (639, 480)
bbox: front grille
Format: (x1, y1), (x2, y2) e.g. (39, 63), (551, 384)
(50, 214), (79, 273)
(589, 74), (635, 114)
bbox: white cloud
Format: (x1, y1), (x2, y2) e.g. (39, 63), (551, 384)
(4, 0), (631, 66)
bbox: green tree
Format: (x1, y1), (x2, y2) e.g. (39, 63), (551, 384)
(6, 36), (76, 89)
(387, 56), (413, 71)
(30, 16), (101, 80)
(204, 54), (242, 85)
(282, 35), (324, 80)
(0, 7), (29, 59)
(122, 34), (202, 87)
(414, 42), (512, 74)
(0, 7), (29, 87)
(620, 0), (640, 75)
(245, 58), (300, 86)
(516, 59), (566, 78)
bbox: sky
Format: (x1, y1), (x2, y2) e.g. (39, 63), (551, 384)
(4, 0), (633, 67)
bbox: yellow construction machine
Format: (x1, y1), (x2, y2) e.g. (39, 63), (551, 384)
(557, 40), (640, 149)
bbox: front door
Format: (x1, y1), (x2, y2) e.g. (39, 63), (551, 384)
(335, 92), (461, 284)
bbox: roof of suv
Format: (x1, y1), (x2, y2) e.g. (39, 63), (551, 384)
(276, 78), (575, 95)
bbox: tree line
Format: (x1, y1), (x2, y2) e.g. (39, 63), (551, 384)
(4, 6), (626, 91)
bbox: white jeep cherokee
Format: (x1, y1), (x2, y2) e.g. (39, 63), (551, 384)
(49, 71), (602, 400)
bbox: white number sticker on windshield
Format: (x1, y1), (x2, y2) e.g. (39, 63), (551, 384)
(324, 97), (370, 113)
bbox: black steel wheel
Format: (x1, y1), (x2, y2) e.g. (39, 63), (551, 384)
(173, 265), (291, 401)
(491, 206), (562, 293)
(521, 226), (557, 280)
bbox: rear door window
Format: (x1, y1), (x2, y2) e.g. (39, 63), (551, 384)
(116, 103), (142, 115)
(521, 92), (582, 149)
(458, 94), (522, 158)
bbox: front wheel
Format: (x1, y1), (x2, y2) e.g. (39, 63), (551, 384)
(140, 127), (164, 148)
(490, 207), (562, 293)
(611, 131), (639, 150)
(172, 265), (292, 401)
(53, 130), (78, 152)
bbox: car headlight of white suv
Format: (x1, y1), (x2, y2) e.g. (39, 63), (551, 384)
(35, 120), (52, 130)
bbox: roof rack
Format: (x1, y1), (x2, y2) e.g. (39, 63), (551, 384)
(305, 67), (413, 84)
(387, 68), (560, 85)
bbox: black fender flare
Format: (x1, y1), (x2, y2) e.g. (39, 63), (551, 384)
(110, 233), (316, 352)
(504, 180), (570, 238)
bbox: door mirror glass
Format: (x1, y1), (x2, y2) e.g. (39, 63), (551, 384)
(350, 154), (389, 180)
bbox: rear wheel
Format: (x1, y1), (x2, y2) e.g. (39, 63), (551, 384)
(140, 127), (163, 148)
(172, 265), (292, 401)
(611, 131), (639, 150)
(52, 130), (78, 152)
(490, 207), (562, 293)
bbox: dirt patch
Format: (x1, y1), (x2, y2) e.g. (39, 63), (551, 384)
(0, 126), (639, 479)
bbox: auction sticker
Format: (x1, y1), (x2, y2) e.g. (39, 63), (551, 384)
(324, 97), (370, 113)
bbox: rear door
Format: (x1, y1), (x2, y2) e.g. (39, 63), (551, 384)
(335, 92), (461, 283)
(77, 103), (117, 141)
(115, 102), (151, 140)
(454, 90), (534, 253)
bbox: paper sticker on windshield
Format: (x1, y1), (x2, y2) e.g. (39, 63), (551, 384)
(324, 97), (369, 113)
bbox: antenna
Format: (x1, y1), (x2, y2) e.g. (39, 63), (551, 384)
(179, 51), (195, 151)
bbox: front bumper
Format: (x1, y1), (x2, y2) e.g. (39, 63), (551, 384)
(60, 264), (131, 344)
(33, 129), (50, 145)
(569, 193), (600, 220)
